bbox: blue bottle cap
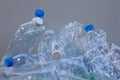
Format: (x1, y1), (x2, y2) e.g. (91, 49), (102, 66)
(85, 24), (94, 32)
(5, 57), (13, 67)
(35, 9), (45, 18)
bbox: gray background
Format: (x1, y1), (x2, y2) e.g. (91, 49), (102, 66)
(0, 0), (120, 60)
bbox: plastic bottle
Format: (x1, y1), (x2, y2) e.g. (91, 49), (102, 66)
(3, 9), (46, 67)
(51, 39), (65, 60)
(59, 21), (83, 58)
(59, 21), (84, 43)
(7, 10), (45, 55)
(4, 53), (38, 67)
(38, 30), (56, 61)
(84, 24), (107, 52)
(75, 24), (107, 53)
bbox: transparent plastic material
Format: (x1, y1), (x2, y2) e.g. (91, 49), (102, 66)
(7, 21), (46, 56)
(0, 21), (120, 80)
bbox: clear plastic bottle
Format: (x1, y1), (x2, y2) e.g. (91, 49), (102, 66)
(59, 21), (83, 58)
(75, 24), (107, 53)
(85, 26), (107, 52)
(51, 39), (65, 60)
(7, 18), (46, 56)
(38, 30), (56, 61)
(2, 9), (46, 67)
(59, 21), (84, 43)
(4, 53), (39, 67)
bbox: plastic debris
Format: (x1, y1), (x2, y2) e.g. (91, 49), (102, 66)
(0, 10), (120, 80)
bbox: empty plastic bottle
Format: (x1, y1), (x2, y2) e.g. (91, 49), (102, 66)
(7, 9), (45, 55)
(2, 9), (46, 67)
(7, 18), (45, 56)
(52, 39), (65, 60)
(4, 53), (39, 67)
(85, 25), (107, 52)
(60, 21), (86, 53)
(59, 21), (84, 43)
(75, 24), (107, 53)
(37, 30), (56, 61)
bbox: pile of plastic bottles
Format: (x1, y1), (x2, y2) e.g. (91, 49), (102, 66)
(0, 9), (120, 80)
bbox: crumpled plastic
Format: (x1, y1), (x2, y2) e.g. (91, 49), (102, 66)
(0, 21), (120, 80)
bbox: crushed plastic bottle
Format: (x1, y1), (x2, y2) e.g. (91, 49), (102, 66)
(0, 10), (120, 80)
(7, 18), (45, 56)
(1, 9), (46, 67)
